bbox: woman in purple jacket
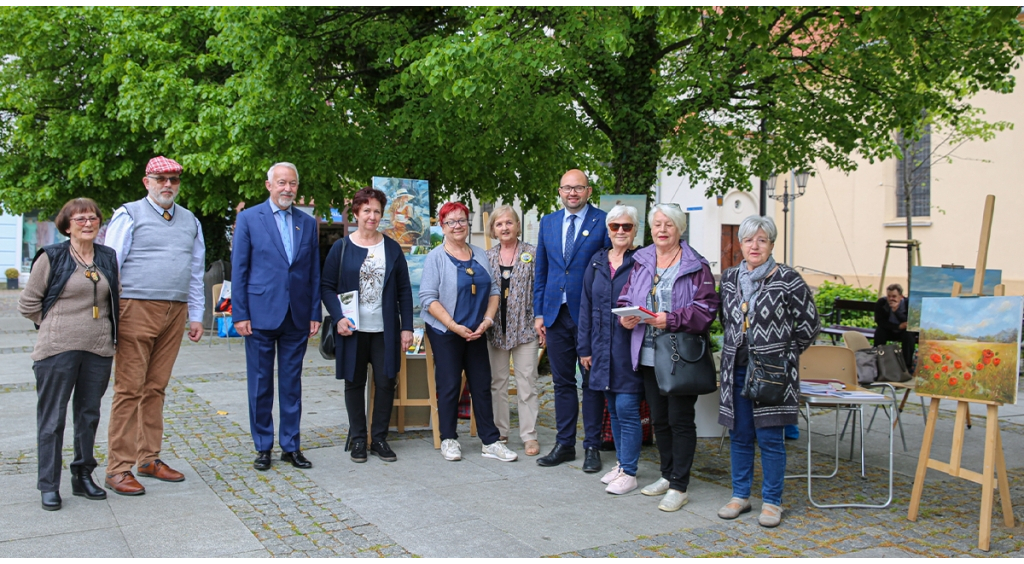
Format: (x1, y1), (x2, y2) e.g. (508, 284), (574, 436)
(619, 204), (720, 512)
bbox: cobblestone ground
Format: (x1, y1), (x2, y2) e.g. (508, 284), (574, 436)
(3, 290), (1024, 557)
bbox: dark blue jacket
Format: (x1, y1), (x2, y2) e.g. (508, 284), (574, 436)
(321, 235), (413, 382)
(577, 247), (643, 394)
(533, 204), (611, 326)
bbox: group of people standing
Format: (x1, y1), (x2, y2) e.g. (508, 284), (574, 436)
(22, 161), (821, 529)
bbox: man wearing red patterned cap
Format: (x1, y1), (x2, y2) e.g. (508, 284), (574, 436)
(102, 156), (206, 496)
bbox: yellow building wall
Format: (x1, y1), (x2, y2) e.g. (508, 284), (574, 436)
(782, 68), (1024, 297)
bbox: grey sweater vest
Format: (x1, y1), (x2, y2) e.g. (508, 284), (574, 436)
(120, 198), (198, 303)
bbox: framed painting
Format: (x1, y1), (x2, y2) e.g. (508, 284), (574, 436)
(907, 266), (1001, 330)
(914, 296), (1023, 405)
(372, 177), (431, 253)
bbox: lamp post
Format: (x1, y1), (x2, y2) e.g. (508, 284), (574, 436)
(766, 170), (810, 265)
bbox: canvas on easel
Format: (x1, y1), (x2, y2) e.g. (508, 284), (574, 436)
(914, 296), (1022, 404)
(907, 194), (1016, 552)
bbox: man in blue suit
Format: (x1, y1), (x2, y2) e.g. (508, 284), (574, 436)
(232, 162), (322, 471)
(534, 169), (611, 471)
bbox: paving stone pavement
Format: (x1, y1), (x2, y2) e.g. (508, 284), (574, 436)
(1, 290), (1024, 557)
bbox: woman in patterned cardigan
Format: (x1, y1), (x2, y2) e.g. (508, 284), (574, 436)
(717, 215), (820, 528)
(485, 206), (542, 456)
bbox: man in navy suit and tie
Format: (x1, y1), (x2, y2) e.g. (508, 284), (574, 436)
(534, 169), (611, 471)
(232, 162), (322, 471)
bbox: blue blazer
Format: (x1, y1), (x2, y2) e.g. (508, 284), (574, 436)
(232, 200), (322, 331)
(533, 203), (611, 326)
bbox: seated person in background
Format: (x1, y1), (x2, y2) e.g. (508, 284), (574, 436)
(874, 283), (915, 369)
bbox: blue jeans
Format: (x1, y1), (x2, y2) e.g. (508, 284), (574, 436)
(730, 365), (786, 506)
(605, 391), (642, 476)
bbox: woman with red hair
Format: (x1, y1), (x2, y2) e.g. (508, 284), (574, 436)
(420, 202), (517, 462)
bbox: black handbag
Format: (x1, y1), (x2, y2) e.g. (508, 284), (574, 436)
(741, 348), (790, 406)
(874, 344), (912, 383)
(652, 331), (717, 396)
(318, 238), (347, 361)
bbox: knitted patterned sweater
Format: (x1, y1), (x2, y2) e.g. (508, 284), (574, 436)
(717, 264), (821, 429)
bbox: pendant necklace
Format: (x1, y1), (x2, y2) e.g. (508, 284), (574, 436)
(446, 244), (476, 294)
(651, 246), (682, 296)
(499, 243), (518, 280)
(70, 244), (100, 319)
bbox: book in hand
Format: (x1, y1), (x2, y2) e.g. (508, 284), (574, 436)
(339, 290), (359, 330)
(611, 305), (657, 320)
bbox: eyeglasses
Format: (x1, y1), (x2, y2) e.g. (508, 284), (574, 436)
(741, 237), (771, 246)
(71, 216), (100, 226)
(274, 180), (299, 188)
(559, 185), (588, 193)
(147, 175), (181, 185)
(608, 223), (634, 233)
(443, 219), (470, 228)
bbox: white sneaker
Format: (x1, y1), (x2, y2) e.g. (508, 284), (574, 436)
(641, 477), (670, 496)
(601, 463), (622, 484)
(605, 472), (638, 495)
(658, 489), (689, 512)
(481, 441), (518, 462)
(441, 439), (462, 461)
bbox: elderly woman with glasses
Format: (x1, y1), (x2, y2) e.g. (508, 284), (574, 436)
(716, 215), (820, 528)
(19, 198), (119, 511)
(578, 204), (643, 494)
(484, 205), (541, 455)
(618, 203), (720, 512)
(420, 202), (518, 463)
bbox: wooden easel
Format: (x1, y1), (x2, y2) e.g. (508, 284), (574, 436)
(907, 195), (1014, 551)
(368, 336), (478, 448)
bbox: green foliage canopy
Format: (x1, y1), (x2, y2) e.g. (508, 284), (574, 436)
(0, 5), (1021, 244)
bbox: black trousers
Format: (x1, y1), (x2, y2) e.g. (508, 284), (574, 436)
(34, 350), (112, 492)
(425, 325), (500, 445)
(641, 366), (698, 492)
(345, 331), (394, 444)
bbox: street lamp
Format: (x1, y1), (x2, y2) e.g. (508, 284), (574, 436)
(766, 170), (810, 265)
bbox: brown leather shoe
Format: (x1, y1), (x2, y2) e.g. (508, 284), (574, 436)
(105, 471), (146, 496)
(137, 459), (185, 482)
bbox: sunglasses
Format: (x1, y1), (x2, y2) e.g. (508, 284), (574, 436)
(608, 223), (634, 233)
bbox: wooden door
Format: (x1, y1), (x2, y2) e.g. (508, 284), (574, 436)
(721, 225), (743, 271)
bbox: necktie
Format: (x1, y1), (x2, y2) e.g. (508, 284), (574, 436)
(563, 214), (576, 264)
(277, 209), (293, 264)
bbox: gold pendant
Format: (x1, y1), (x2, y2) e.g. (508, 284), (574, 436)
(466, 267), (475, 276)
(504, 288), (509, 299)
(93, 306), (99, 319)
(471, 284), (476, 295)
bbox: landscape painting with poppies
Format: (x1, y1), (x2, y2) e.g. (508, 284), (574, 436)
(915, 296), (1023, 404)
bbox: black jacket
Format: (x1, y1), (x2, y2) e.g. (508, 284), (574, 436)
(320, 235), (413, 382)
(33, 241), (120, 344)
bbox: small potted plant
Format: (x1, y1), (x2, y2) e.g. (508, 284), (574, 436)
(5, 268), (19, 290)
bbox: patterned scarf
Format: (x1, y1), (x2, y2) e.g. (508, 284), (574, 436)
(737, 255), (777, 320)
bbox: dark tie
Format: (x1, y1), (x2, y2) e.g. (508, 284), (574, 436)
(563, 215), (576, 264)
(162, 210), (172, 221)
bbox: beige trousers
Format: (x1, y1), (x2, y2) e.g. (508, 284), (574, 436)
(487, 338), (540, 442)
(106, 299), (187, 475)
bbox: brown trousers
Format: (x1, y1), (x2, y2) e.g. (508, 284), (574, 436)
(106, 299), (188, 475)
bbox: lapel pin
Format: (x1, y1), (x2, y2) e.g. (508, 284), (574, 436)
(582, 230), (590, 237)
(520, 252), (533, 263)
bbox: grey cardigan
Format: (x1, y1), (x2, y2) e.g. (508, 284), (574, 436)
(419, 243), (499, 332)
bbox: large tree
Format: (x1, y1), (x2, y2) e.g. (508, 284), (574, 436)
(0, 6), (1021, 235)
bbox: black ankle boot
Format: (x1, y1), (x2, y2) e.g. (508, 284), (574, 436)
(71, 469), (107, 500)
(41, 491), (62, 511)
